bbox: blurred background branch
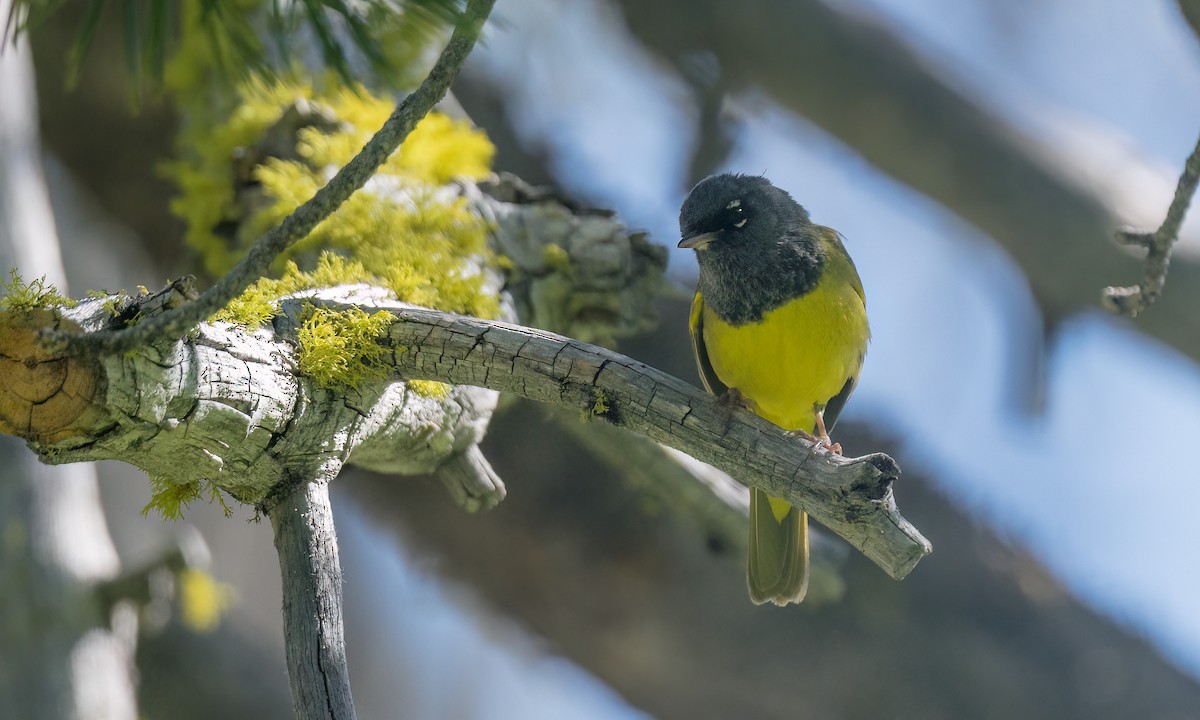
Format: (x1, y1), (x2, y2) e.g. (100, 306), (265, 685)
(555, 416), (850, 603)
(1102, 130), (1200, 315)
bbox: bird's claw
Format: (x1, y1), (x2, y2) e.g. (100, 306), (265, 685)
(716, 387), (752, 412)
(790, 409), (842, 457)
(715, 388), (753, 434)
(789, 428), (841, 454)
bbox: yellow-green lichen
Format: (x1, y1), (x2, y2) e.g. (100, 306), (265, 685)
(167, 74), (495, 274)
(592, 389), (611, 416)
(167, 74), (501, 322)
(296, 306), (394, 390)
(0, 270), (77, 312)
(100, 296), (124, 317)
(159, 46), (502, 519)
(581, 389), (611, 423)
(142, 475), (232, 521)
(163, 76), (305, 275)
(210, 253), (377, 326)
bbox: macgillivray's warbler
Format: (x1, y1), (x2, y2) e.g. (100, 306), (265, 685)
(678, 173), (870, 606)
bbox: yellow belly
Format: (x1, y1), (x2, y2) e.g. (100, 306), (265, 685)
(702, 278), (868, 433)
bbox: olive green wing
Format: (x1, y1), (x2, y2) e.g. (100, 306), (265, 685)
(689, 292), (728, 396)
(817, 225), (865, 305)
(816, 225), (868, 432)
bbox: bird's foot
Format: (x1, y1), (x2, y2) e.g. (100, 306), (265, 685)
(790, 410), (842, 455)
(716, 387), (752, 411)
(788, 427), (842, 455)
(715, 388), (753, 433)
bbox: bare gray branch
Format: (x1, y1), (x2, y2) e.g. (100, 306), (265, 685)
(266, 470), (356, 720)
(1103, 130), (1200, 316)
(370, 301), (930, 579)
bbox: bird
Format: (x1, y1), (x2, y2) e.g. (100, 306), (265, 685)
(678, 173), (869, 606)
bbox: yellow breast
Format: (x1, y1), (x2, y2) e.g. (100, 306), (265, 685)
(701, 274), (868, 433)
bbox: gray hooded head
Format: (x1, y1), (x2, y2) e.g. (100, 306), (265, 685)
(679, 173), (825, 325)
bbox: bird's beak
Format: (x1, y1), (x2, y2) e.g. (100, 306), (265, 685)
(678, 231), (717, 250)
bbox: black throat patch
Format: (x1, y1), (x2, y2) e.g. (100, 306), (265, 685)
(696, 232), (826, 326)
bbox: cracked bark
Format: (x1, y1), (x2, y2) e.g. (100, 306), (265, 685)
(267, 471), (355, 720)
(373, 300), (929, 578)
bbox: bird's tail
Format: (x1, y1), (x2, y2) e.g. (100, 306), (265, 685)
(747, 488), (809, 606)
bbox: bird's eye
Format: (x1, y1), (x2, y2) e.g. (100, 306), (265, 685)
(734, 218), (747, 228)
(726, 199), (741, 210)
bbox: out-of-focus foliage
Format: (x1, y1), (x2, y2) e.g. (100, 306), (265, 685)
(177, 568), (236, 632)
(5, 0), (465, 92)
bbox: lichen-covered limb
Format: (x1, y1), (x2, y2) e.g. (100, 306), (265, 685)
(1, 288), (491, 720)
(1, 287), (498, 509)
(0, 169), (661, 507)
(1102, 129), (1200, 316)
(372, 302), (929, 579)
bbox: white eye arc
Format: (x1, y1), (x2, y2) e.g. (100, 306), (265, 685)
(734, 218), (748, 228)
(726, 199), (741, 209)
